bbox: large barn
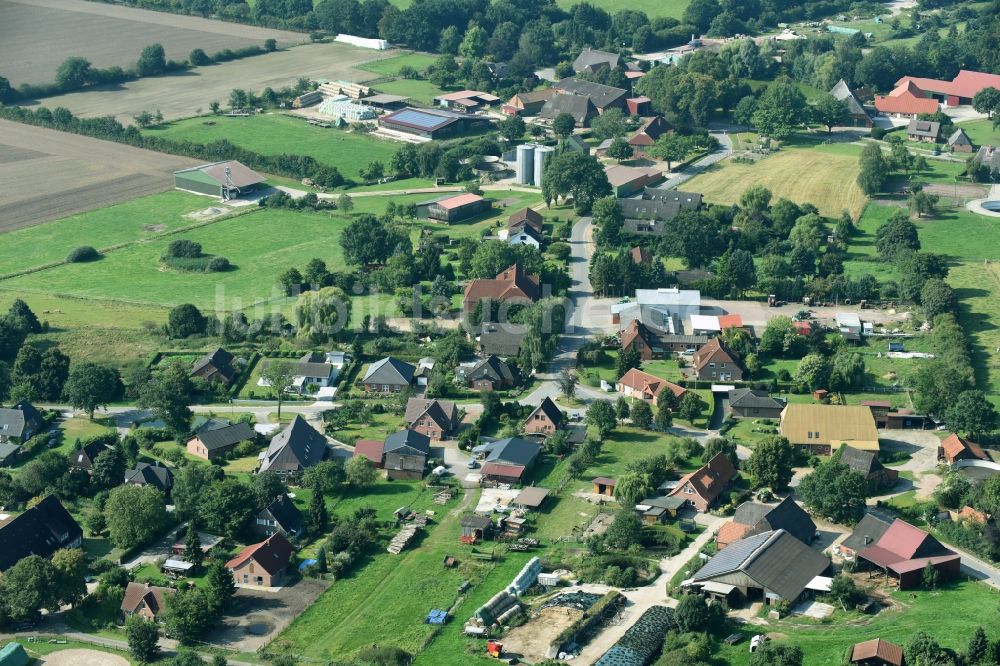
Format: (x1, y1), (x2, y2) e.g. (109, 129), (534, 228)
(378, 107), (491, 139)
(174, 161), (265, 199)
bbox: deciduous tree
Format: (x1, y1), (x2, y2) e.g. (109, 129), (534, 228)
(64, 362), (122, 419)
(126, 615), (161, 663)
(587, 400), (618, 437)
(745, 435), (794, 490)
(105, 485), (169, 549)
(857, 142), (889, 195)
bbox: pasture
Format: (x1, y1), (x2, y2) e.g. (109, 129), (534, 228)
(555, 0), (691, 19)
(144, 114), (401, 183)
(955, 118), (1000, 147)
(0, 119), (198, 231)
(685, 142), (868, 218)
(0, 0), (306, 86)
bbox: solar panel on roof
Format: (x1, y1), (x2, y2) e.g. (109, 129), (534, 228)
(388, 109), (449, 129)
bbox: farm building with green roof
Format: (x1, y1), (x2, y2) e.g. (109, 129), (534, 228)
(173, 160), (265, 199)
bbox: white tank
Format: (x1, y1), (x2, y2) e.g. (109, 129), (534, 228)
(533, 145), (555, 188)
(515, 144), (535, 185)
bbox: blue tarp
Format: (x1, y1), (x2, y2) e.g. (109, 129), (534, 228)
(298, 559), (318, 572)
(426, 610), (448, 625)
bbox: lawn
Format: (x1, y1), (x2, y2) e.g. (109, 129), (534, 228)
(0, 190), (216, 277)
(686, 143), (868, 218)
(357, 53), (439, 77)
(144, 113), (403, 186)
(5, 207), (350, 310)
(555, 0), (691, 19)
(326, 411), (405, 443)
(718, 581), (1000, 665)
(955, 118), (1000, 147)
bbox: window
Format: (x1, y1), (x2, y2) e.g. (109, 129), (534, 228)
(684, 485), (694, 494)
(709, 362), (715, 368)
(243, 574), (249, 583)
(807, 432), (813, 439)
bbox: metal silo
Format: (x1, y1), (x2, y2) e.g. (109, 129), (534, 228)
(515, 144), (535, 185)
(533, 145), (554, 188)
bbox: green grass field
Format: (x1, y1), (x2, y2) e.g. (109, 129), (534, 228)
(556, 0), (691, 19)
(718, 581), (1000, 665)
(955, 118), (1000, 148)
(144, 114), (403, 185)
(358, 53), (440, 77)
(686, 141), (868, 218)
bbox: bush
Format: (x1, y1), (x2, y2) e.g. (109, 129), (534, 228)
(67, 245), (100, 262)
(870, 127), (886, 140)
(166, 239), (202, 258)
(206, 256), (231, 272)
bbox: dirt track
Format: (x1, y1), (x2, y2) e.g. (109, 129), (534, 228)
(0, 0), (308, 86)
(22, 41), (402, 125)
(39, 648), (129, 666)
(0, 119), (198, 230)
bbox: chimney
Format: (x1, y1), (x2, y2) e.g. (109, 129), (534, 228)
(863, 535), (871, 545)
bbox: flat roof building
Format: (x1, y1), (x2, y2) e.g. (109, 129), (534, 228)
(379, 107), (491, 139)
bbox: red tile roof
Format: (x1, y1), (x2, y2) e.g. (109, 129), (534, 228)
(716, 521), (751, 548)
(618, 367), (687, 400)
(668, 453), (738, 505)
(437, 193), (486, 210)
(353, 439), (384, 466)
(851, 638), (903, 666)
(717, 314), (743, 330)
(225, 532), (293, 575)
(693, 337), (741, 373)
(874, 80), (939, 115)
(463, 263), (541, 307)
(940, 433), (987, 462)
(896, 70), (1000, 100)
(481, 462), (526, 479)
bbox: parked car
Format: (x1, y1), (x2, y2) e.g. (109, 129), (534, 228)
(467, 459), (478, 469)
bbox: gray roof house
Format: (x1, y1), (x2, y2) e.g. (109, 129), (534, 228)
(382, 429), (431, 480)
(732, 497), (816, 545)
(0, 401), (44, 443)
(830, 79), (871, 125)
(553, 78), (628, 112)
(258, 416), (327, 476)
(186, 421), (256, 460)
(948, 128), (974, 151)
(840, 511), (894, 557)
(479, 325), (526, 357)
(974, 145), (1000, 175)
(190, 348), (237, 385)
(539, 92), (598, 127)
(573, 47), (620, 73)
(906, 119), (942, 142)
(124, 462), (174, 494)
(254, 495), (303, 538)
(0, 495), (83, 572)
(362, 357), (416, 392)
(689, 529), (829, 605)
(728, 388), (786, 419)
(474, 437), (542, 467)
(460, 355), (515, 389)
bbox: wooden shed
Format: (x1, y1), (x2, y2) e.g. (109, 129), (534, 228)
(593, 477), (616, 496)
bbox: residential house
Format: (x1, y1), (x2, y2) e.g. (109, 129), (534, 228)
(974, 145), (1000, 179)
(621, 319), (662, 361)
(508, 208), (543, 236)
(692, 337), (745, 382)
(0, 443), (20, 468)
(259, 351), (344, 395)
(717, 497), (817, 549)
(850, 638), (904, 666)
(123, 462), (174, 495)
(459, 355), (515, 390)
(190, 348), (238, 386)
(838, 445), (898, 493)
(552, 78), (628, 114)
(948, 128), (974, 152)
(418, 193), (492, 223)
(479, 325), (526, 357)
(620, 192), (702, 235)
(604, 165), (664, 197)
(856, 518), (960, 589)
(893, 69), (1000, 107)
(687, 529), (830, 606)
(727, 388), (785, 419)
(630, 247), (651, 265)
(629, 116), (672, 156)
(573, 47), (620, 73)
(474, 437), (542, 483)
(617, 367), (686, 406)
(254, 495), (303, 539)
(830, 79), (873, 127)
(463, 263), (540, 313)
(779, 404), (880, 456)
(502, 88), (558, 117)
(362, 357), (416, 393)
(666, 453), (738, 512)
(523, 397), (563, 435)
(906, 119), (942, 143)
(620, 321), (707, 360)
(0, 401), (43, 444)
(939, 433), (988, 463)
(186, 421), (256, 461)
(225, 532), (294, 588)
(404, 398), (459, 440)
(505, 222), (542, 248)
(257, 416), (327, 477)
(539, 92), (598, 127)
(68, 439), (112, 472)
(839, 511), (893, 559)
(874, 80), (939, 118)
(382, 429), (431, 480)
(120, 582), (173, 622)
(352, 439), (384, 468)
(0, 495), (83, 572)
